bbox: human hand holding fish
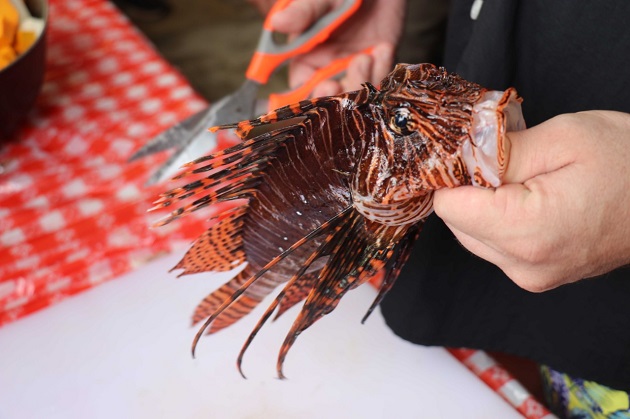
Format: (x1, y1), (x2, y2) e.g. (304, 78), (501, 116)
(434, 110), (630, 292)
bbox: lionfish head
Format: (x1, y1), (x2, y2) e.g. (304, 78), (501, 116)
(350, 63), (524, 226)
(369, 63), (525, 194)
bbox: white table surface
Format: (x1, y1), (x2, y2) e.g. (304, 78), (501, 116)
(0, 251), (521, 419)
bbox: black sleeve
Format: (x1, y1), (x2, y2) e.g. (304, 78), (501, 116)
(381, 0), (630, 392)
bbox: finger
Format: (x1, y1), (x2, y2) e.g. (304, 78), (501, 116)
(312, 79), (343, 97)
(370, 42), (395, 86)
(444, 217), (554, 291)
(446, 222), (560, 292)
(269, 0), (337, 34)
(339, 43), (395, 92)
(443, 221), (507, 266)
(288, 58), (317, 89)
(433, 183), (532, 242)
(341, 53), (372, 92)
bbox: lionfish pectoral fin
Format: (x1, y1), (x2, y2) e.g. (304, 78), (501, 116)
(236, 248), (328, 378)
(273, 272), (320, 321)
(275, 266), (386, 379)
(191, 206), (354, 358)
(361, 224), (423, 324)
(170, 207), (247, 277)
(190, 267), (261, 333)
(275, 211), (398, 379)
(233, 208), (354, 375)
(236, 299), (278, 379)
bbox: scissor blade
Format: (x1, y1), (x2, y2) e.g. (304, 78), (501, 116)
(144, 80), (260, 185)
(206, 79), (259, 128)
(145, 129), (217, 185)
(128, 107), (210, 162)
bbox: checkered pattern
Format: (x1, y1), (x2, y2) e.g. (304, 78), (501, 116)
(449, 348), (556, 418)
(0, 2), (550, 417)
(0, 0), (238, 325)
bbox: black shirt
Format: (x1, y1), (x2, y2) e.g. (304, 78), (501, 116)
(380, 0), (630, 392)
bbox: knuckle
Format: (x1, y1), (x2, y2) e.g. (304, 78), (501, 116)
(504, 268), (557, 293)
(506, 233), (553, 266)
(520, 240), (552, 265)
(549, 112), (582, 132)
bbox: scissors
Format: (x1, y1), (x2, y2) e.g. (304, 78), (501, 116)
(129, 0), (363, 185)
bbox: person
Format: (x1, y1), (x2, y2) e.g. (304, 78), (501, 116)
(262, 0), (630, 416)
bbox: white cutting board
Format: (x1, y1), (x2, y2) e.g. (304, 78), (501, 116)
(0, 251), (520, 419)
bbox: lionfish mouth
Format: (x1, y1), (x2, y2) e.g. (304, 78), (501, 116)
(149, 63), (525, 378)
(464, 88), (525, 187)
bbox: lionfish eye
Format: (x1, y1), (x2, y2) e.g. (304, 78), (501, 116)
(389, 108), (414, 135)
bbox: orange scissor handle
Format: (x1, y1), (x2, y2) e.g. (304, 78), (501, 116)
(267, 47), (374, 110)
(246, 0), (362, 85)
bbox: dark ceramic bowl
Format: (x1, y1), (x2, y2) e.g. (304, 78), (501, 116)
(0, 0), (48, 140)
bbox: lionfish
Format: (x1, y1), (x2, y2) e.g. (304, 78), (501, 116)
(152, 63), (525, 378)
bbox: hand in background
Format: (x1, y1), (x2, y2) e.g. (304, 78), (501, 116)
(434, 111), (630, 292)
(247, 0), (277, 15)
(270, 0), (406, 96)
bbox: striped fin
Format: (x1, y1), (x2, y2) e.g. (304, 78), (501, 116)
(171, 207), (247, 276)
(361, 224), (422, 324)
(159, 88), (389, 374)
(191, 267), (260, 334)
(274, 272), (319, 320)
(150, 118), (327, 228)
(275, 212), (399, 378)
(208, 295), (260, 334)
(235, 227), (341, 377)
(211, 98), (323, 139)
(174, 131), (288, 178)
(152, 177), (261, 227)
(191, 207), (354, 358)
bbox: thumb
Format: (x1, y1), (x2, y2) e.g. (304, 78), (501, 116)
(433, 116), (577, 239)
(503, 115), (577, 183)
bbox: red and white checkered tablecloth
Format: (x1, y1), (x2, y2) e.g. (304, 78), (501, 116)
(0, 1), (554, 417)
(0, 0), (239, 325)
